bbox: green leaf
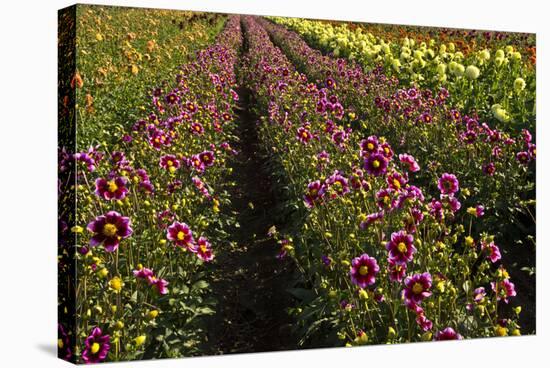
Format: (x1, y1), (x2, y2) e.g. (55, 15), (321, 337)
(192, 280), (209, 291)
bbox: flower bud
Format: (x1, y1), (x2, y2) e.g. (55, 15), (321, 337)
(98, 268), (109, 278)
(495, 326), (508, 336)
(134, 335), (147, 346)
(465, 65), (480, 80)
(514, 77), (526, 92)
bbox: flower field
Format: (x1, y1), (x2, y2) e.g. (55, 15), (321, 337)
(58, 6), (535, 363)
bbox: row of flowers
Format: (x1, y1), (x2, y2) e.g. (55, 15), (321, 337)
(258, 17), (535, 274)
(269, 17), (535, 133)
(59, 15), (243, 363)
(242, 15), (523, 346)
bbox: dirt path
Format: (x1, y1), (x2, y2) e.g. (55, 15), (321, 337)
(204, 87), (297, 354)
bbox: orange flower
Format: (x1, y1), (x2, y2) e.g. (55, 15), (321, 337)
(71, 72), (83, 89)
(85, 94), (94, 112)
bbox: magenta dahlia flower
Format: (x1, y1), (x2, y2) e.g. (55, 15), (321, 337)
(438, 173), (459, 195)
(350, 168), (368, 191)
(416, 313), (433, 331)
(483, 162), (496, 176)
(473, 287), (486, 303)
(94, 177), (128, 201)
(429, 199), (444, 221)
(190, 154), (205, 172)
(386, 230), (416, 264)
(159, 154), (181, 172)
(491, 279), (516, 303)
(195, 237), (214, 262)
(185, 101), (198, 113)
(434, 327), (463, 340)
(475, 205), (485, 217)
(190, 122), (204, 135)
(376, 188), (396, 211)
(192, 176), (211, 199)
(398, 153), (420, 172)
(164, 91), (180, 105)
(388, 260), (407, 283)
(360, 136), (379, 157)
(359, 211), (384, 229)
(198, 150), (215, 167)
(528, 143), (536, 158)
(364, 153), (388, 176)
(386, 171), (407, 190)
(58, 323), (72, 361)
(81, 327), (110, 363)
(296, 126), (313, 144)
(521, 129), (532, 144)
(325, 171), (350, 199)
(481, 241), (502, 263)
(317, 150), (330, 168)
(516, 151), (531, 165)
(461, 130), (477, 144)
(167, 221), (194, 250)
(350, 254), (380, 288)
(150, 277), (169, 295)
(446, 195), (462, 212)
(403, 272), (432, 304)
(148, 131), (171, 150)
(380, 142), (394, 159)
(133, 267), (154, 280)
(304, 180), (324, 208)
(75, 151), (98, 172)
(87, 211), (133, 252)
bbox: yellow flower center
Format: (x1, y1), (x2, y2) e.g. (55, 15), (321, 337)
(397, 242), (407, 253)
(200, 244), (207, 253)
(58, 339), (64, 349)
(91, 342), (100, 354)
(166, 160), (173, 167)
(177, 231), (185, 241)
(359, 265), (369, 276)
(302, 131), (309, 139)
(372, 160), (380, 168)
(102, 223), (117, 237)
(194, 125), (201, 131)
(107, 180), (118, 193)
(393, 179), (401, 189)
(412, 282), (424, 294)
(367, 143), (374, 150)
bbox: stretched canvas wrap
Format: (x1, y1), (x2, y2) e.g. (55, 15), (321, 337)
(58, 4), (536, 364)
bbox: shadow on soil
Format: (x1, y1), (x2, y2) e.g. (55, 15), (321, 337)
(204, 87), (297, 354)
